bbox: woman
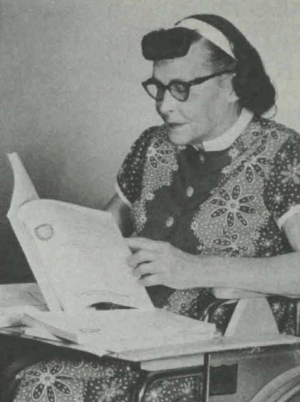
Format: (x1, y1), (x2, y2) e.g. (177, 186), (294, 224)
(8, 13), (300, 402)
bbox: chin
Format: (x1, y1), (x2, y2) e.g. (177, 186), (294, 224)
(167, 127), (191, 146)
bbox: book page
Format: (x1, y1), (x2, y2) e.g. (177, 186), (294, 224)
(7, 153), (153, 311)
(17, 200), (153, 310)
(7, 153), (62, 311)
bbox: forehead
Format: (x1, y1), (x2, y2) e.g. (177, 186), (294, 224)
(153, 40), (212, 82)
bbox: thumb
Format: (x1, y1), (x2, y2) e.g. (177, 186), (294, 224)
(127, 237), (161, 252)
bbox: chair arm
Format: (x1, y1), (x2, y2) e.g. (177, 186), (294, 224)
(215, 289), (300, 337)
(213, 288), (268, 300)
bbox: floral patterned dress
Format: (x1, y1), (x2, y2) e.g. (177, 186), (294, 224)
(10, 114), (300, 402)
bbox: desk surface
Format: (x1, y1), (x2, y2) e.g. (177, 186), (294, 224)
(117, 333), (300, 363)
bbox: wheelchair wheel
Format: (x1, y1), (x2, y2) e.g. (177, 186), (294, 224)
(250, 366), (300, 402)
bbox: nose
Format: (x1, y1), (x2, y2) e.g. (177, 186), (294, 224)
(156, 89), (177, 118)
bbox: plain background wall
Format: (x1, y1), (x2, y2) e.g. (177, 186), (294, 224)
(1, 0), (300, 282)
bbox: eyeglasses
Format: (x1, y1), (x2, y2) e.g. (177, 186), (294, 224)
(142, 70), (235, 102)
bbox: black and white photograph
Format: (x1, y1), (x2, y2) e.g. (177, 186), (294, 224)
(0, 1), (300, 401)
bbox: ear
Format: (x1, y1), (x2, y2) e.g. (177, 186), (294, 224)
(220, 73), (239, 103)
(228, 75), (239, 103)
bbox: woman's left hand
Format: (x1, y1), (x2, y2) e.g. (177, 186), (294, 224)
(126, 237), (196, 289)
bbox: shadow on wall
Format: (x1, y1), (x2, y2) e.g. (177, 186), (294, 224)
(0, 148), (67, 283)
(0, 155), (33, 283)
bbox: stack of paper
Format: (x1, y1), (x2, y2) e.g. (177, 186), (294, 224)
(23, 309), (216, 354)
(0, 283), (47, 327)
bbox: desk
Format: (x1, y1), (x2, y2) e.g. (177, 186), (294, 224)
(117, 334), (300, 402)
(1, 329), (300, 402)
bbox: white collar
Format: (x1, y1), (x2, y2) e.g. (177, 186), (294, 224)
(193, 109), (254, 152)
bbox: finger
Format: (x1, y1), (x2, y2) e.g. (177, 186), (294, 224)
(127, 250), (156, 268)
(127, 237), (165, 252)
(138, 273), (163, 287)
(133, 262), (158, 278)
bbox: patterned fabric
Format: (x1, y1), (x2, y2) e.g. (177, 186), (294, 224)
(12, 355), (204, 402)
(11, 115), (300, 402)
(116, 115), (300, 333)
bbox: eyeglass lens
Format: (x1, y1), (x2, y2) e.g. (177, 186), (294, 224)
(146, 82), (188, 101)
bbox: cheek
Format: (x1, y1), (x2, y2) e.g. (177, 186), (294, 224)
(179, 99), (210, 125)
(181, 88), (224, 123)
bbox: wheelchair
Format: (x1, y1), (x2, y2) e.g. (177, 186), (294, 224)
(115, 292), (300, 402)
(208, 293), (300, 402)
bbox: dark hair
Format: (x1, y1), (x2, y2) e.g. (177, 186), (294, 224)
(142, 14), (276, 116)
(142, 27), (201, 61)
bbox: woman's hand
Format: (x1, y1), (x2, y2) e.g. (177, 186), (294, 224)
(126, 237), (197, 289)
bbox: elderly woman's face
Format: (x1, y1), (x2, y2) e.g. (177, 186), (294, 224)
(153, 40), (236, 146)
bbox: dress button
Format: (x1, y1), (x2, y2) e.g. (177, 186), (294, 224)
(199, 154), (205, 164)
(166, 216), (174, 228)
(186, 186), (194, 197)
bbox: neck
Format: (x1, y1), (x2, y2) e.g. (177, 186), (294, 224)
(193, 103), (242, 147)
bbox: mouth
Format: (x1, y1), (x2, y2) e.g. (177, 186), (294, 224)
(167, 122), (185, 129)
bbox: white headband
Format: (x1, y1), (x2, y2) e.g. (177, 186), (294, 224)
(176, 18), (236, 59)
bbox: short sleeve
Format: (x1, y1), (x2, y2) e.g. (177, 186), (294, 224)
(115, 127), (156, 207)
(265, 133), (300, 228)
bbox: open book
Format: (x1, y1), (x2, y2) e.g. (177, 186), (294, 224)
(7, 153), (153, 312)
(6, 153), (217, 355)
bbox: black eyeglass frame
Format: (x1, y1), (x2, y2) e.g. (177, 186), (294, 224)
(142, 70), (235, 102)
